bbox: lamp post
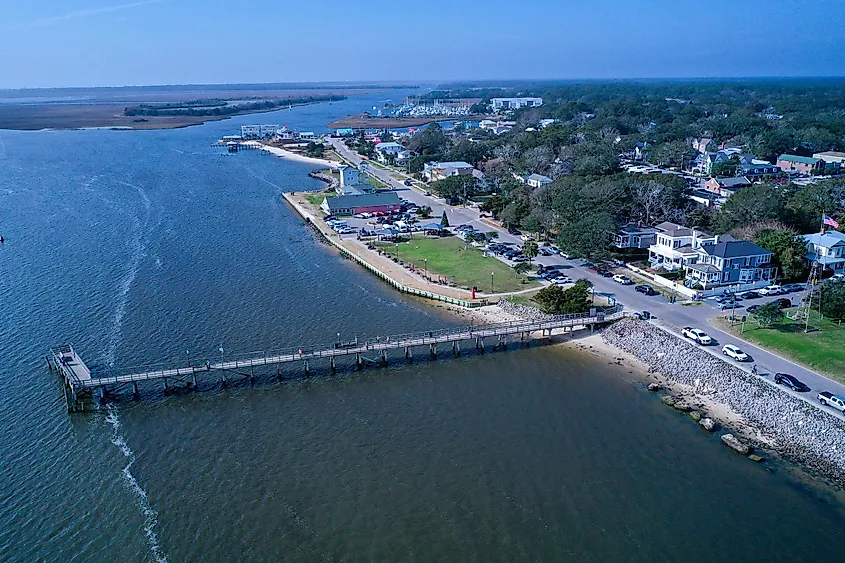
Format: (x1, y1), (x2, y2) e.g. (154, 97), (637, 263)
(491, 271), (495, 293)
(396, 242), (400, 261)
(424, 258), (428, 278)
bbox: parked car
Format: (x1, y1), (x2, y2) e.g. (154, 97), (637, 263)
(782, 283), (804, 293)
(403, 179), (412, 186)
(746, 305), (760, 314)
(682, 327), (712, 345)
(635, 284), (657, 296)
(552, 277), (573, 285)
(774, 298), (793, 309)
(818, 391), (845, 412)
(774, 373), (810, 392)
(722, 344), (750, 361)
(612, 274), (633, 285)
(717, 301), (742, 311)
(759, 285), (784, 296)
(738, 291), (761, 299)
(597, 269), (613, 278)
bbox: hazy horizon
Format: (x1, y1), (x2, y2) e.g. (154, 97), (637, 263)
(2, 0), (844, 89)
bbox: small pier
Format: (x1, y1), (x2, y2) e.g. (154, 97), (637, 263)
(50, 307), (624, 412)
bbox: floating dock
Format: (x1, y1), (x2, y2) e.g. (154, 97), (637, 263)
(50, 307), (625, 412)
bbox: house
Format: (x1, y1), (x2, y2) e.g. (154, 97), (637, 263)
(703, 176), (752, 197)
(479, 120), (516, 134)
(338, 165), (359, 187)
(526, 173), (553, 188)
(260, 125), (279, 138)
(813, 151), (845, 170)
(777, 154), (824, 175)
(802, 231), (845, 273)
(297, 131), (316, 141)
(704, 147), (743, 175)
(423, 161), (475, 182)
(538, 119), (559, 128)
(685, 240), (776, 288)
(614, 223), (659, 249)
(692, 137), (712, 154)
(740, 161), (779, 178)
(335, 128), (355, 136)
(374, 142), (405, 163)
(321, 192), (402, 216)
(648, 222), (718, 270)
(688, 189), (726, 208)
(490, 97), (543, 110)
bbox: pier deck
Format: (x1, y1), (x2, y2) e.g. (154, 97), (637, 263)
(51, 307), (624, 411)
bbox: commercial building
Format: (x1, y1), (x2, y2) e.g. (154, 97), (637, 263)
(240, 125), (262, 139)
(260, 124), (279, 138)
(777, 154), (825, 175)
(321, 192), (402, 216)
(813, 151), (845, 168)
(490, 97), (543, 110)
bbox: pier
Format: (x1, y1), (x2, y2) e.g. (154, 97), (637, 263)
(50, 307), (624, 412)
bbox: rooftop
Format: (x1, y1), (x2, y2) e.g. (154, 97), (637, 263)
(778, 154), (822, 165)
(431, 161), (473, 169)
(814, 151), (845, 158)
(618, 222), (659, 234)
(700, 240), (772, 259)
(803, 231), (845, 247)
(714, 176), (752, 188)
(324, 192), (401, 209)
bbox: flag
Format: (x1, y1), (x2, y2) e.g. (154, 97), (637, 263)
(823, 214), (839, 228)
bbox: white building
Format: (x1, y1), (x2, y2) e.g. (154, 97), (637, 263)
(240, 125), (262, 139)
(260, 124), (279, 138)
(339, 165), (359, 187)
(802, 231), (845, 273)
(526, 173), (553, 188)
(813, 151), (845, 167)
(374, 142), (405, 163)
(490, 97), (543, 111)
(297, 131), (316, 141)
(423, 161), (475, 182)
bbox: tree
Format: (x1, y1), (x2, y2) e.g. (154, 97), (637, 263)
(522, 241), (539, 259)
(651, 140), (696, 169)
(416, 205), (432, 217)
(523, 146), (554, 174)
(513, 262), (532, 275)
(533, 279), (593, 314)
(430, 175), (478, 202)
(715, 184), (789, 233)
(557, 212), (616, 259)
(440, 211), (449, 228)
(407, 123), (450, 157)
(753, 301), (785, 327)
(809, 281), (845, 320)
(754, 228), (808, 280)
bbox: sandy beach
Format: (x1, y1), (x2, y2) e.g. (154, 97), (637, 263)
(257, 143), (340, 168)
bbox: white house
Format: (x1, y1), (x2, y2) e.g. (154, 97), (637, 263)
(648, 222), (718, 270)
(490, 97), (543, 110)
(297, 131), (316, 141)
(339, 165), (359, 187)
(802, 231), (845, 273)
(526, 173), (553, 188)
(374, 142), (405, 163)
(423, 161), (475, 182)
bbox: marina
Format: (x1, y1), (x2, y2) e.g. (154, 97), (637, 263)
(50, 308), (624, 412)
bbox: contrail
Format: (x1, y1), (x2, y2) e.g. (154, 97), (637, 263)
(6, 0), (171, 31)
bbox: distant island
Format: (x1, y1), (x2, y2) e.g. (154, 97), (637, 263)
(0, 84), (415, 131)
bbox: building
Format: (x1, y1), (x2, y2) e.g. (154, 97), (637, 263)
(321, 192), (402, 216)
(260, 125), (279, 138)
(703, 176), (752, 197)
(813, 151), (845, 170)
(802, 231), (845, 273)
(335, 128), (355, 136)
(338, 165), (359, 187)
(276, 127), (295, 140)
(423, 161), (475, 182)
(648, 222), (718, 270)
(374, 142), (405, 163)
(777, 154), (825, 175)
(614, 223), (659, 249)
(740, 161), (779, 179)
(692, 137), (712, 154)
(297, 132), (316, 141)
(479, 120), (516, 135)
(688, 189), (726, 208)
(490, 97), (543, 110)
(240, 125), (262, 139)
(704, 147), (743, 175)
(685, 240), (776, 288)
(525, 173), (553, 188)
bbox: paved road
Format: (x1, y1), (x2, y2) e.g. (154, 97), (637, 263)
(326, 138), (845, 418)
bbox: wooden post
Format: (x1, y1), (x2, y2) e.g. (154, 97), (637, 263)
(330, 356), (336, 374)
(304, 360), (310, 377)
(222, 371), (227, 387)
(132, 381), (139, 397)
(163, 378), (169, 393)
(250, 366), (255, 384)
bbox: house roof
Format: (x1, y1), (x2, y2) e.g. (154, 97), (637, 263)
(813, 151), (845, 158)
(375, 142), (403, 150)
(526, 173), (552, 183)
(778, 154), (821, 165)
(700, 240), (772, 259)
(687, 263), (721, 274)
(803, 231), (845, 248)
(716, 176), (751, 188)
(618, 222), (659, 234)
(654, 221), (713, 238)
(325, 192), (401, 210)
(431, 161), (473, 169)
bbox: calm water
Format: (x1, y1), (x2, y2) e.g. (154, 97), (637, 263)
(1, 93), (845, 562)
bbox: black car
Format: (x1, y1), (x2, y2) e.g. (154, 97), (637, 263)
(507, 227), (521, 235)
(635, 284), (657, 296)
(774, 373), (810, 392)
(774, 298), (792, 309)
(741, 291), (761, 299)
(596, 269), (613, 277)
(746, 304), (760, 314)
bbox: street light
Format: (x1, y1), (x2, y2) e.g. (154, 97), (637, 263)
(491, 271), (495, 293)
(424, 258), (428, 278)
(396, 242), (400, 261)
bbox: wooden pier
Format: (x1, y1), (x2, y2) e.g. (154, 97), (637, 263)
(50, 307), (625, 412)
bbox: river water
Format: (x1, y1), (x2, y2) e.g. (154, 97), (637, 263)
(1, 92), (844, 562)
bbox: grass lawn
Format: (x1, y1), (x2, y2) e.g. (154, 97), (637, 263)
(305, 193), (327, 206)
(717, 311), (845, 384)
(375, 235), (540, 293)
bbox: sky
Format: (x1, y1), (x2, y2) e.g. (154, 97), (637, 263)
(1, 0), (844, 89)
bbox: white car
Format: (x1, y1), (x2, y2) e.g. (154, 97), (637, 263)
(520, 234), (531, 241)
(682, 327), (712, 345)
(818, 391), (845, 412)
(552, 276), (574, 285)
(612, 274), (633, 285)
(722, 344), (750, 361)
(759, 285), (784, 296)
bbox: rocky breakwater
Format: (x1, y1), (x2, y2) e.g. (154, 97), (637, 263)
(603, 318), (845, 484)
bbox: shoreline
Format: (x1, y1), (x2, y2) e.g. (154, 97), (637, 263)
(256, 143), (340, 168)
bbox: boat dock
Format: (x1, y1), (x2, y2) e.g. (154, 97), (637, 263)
(50, 307), (625, 412)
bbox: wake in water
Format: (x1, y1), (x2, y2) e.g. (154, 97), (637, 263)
(106, 405), (168, 563)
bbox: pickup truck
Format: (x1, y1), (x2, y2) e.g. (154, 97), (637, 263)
(818, 391), (845, 412)
(682, 327), (712, 345)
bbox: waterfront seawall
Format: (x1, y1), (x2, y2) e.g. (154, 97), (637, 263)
(603, 318), (845, 484)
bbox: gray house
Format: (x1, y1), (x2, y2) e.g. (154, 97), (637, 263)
(614, 223), (659, 249)
(685, 240), (776, 288)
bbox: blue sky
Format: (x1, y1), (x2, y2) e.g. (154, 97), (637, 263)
(1, 0), (844, 88)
